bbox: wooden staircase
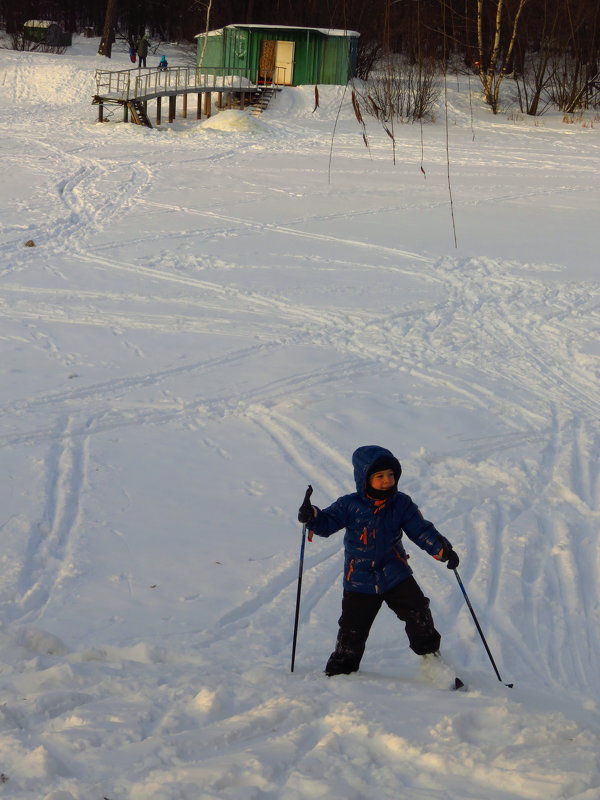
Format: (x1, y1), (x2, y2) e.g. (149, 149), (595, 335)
(249, 87), (277, 115)
(127, 99), (153, 128)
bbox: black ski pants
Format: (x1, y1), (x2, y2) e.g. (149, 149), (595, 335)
(325, 576), (441, 675)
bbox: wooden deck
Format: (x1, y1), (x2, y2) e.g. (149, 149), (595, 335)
(93, 66), (271, 126)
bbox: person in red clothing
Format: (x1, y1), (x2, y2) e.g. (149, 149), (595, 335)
(298, 445), (459, 676)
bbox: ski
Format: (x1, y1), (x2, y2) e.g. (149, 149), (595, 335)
(321, 651), (466, 690)
(323, 664), (467, 691)
(420, 652), (467, 691)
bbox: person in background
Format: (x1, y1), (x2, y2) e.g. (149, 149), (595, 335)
(137, 34), (149, 69)
(158, 55), (168, 72)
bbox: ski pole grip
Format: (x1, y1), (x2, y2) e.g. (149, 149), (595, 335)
(302, 485), (313, 506)
(300, 485), (314, 541)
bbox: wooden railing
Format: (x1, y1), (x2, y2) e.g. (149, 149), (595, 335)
(94, 65), (281, 100)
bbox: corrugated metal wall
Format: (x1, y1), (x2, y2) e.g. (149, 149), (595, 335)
(196, 30), (225, 71)
(196, 27), (358, 86)
(320, 35), (357, 84)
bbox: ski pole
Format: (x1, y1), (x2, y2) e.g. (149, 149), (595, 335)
(291, 485), (313, 673)
(453, 569), (513, 688)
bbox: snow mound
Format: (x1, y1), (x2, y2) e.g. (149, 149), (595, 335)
(200, 109), (271, 133)
(13, 626), (69, 657)
(0, 52), (94, 107)
(274, 84), (356, 119)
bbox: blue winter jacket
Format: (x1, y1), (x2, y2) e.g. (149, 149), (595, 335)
(310, 445), (446, 595)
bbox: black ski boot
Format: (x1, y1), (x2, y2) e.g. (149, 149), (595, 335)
(324, 628), (366, 676)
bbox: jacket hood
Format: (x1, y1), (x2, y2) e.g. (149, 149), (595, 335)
(352, 445), (401, 496)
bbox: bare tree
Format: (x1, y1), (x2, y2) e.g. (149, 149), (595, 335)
(475, 0), (530, 112)
(197, 0), (213, 70)
(548, 53), (600, 112)
(514, 0), (562, 115)
(98, 0), (117, 57)
(548, 0), (600, 112)
(360, 54), (441, 123)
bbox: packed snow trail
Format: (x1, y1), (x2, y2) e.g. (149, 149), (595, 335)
(0, 38), (599, 799)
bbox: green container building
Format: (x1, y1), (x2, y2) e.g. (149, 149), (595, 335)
(23, 20), (72, 46)
(195, 24), (359, 86)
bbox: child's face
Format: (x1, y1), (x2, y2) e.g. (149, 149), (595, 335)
(369, 469), (396, 491)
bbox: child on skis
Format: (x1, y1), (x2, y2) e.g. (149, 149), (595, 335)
(297, 445), (459, 676)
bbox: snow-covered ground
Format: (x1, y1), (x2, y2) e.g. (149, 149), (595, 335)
(0, 35), (599, 800)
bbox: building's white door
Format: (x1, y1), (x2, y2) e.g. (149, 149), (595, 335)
(275, 41), (295, 85)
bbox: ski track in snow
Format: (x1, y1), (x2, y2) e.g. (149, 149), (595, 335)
(0, 43), (599, 799)
(9, 414), (89, 626)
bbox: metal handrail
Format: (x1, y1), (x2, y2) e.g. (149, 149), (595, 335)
(94, 65), (277, 101)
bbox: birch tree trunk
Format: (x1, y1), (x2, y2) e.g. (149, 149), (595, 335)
(198, 0), (213, 72)
(476, 0), (529, 113)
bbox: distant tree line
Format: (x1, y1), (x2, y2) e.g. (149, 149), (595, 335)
(1, 0), (598, 112)
(0, 0), (201, 41)
(1, 0), (598, 64)
(0, 0), (597, 49)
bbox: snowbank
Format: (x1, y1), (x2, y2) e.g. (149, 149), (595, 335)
(200, 108), (272, 133)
